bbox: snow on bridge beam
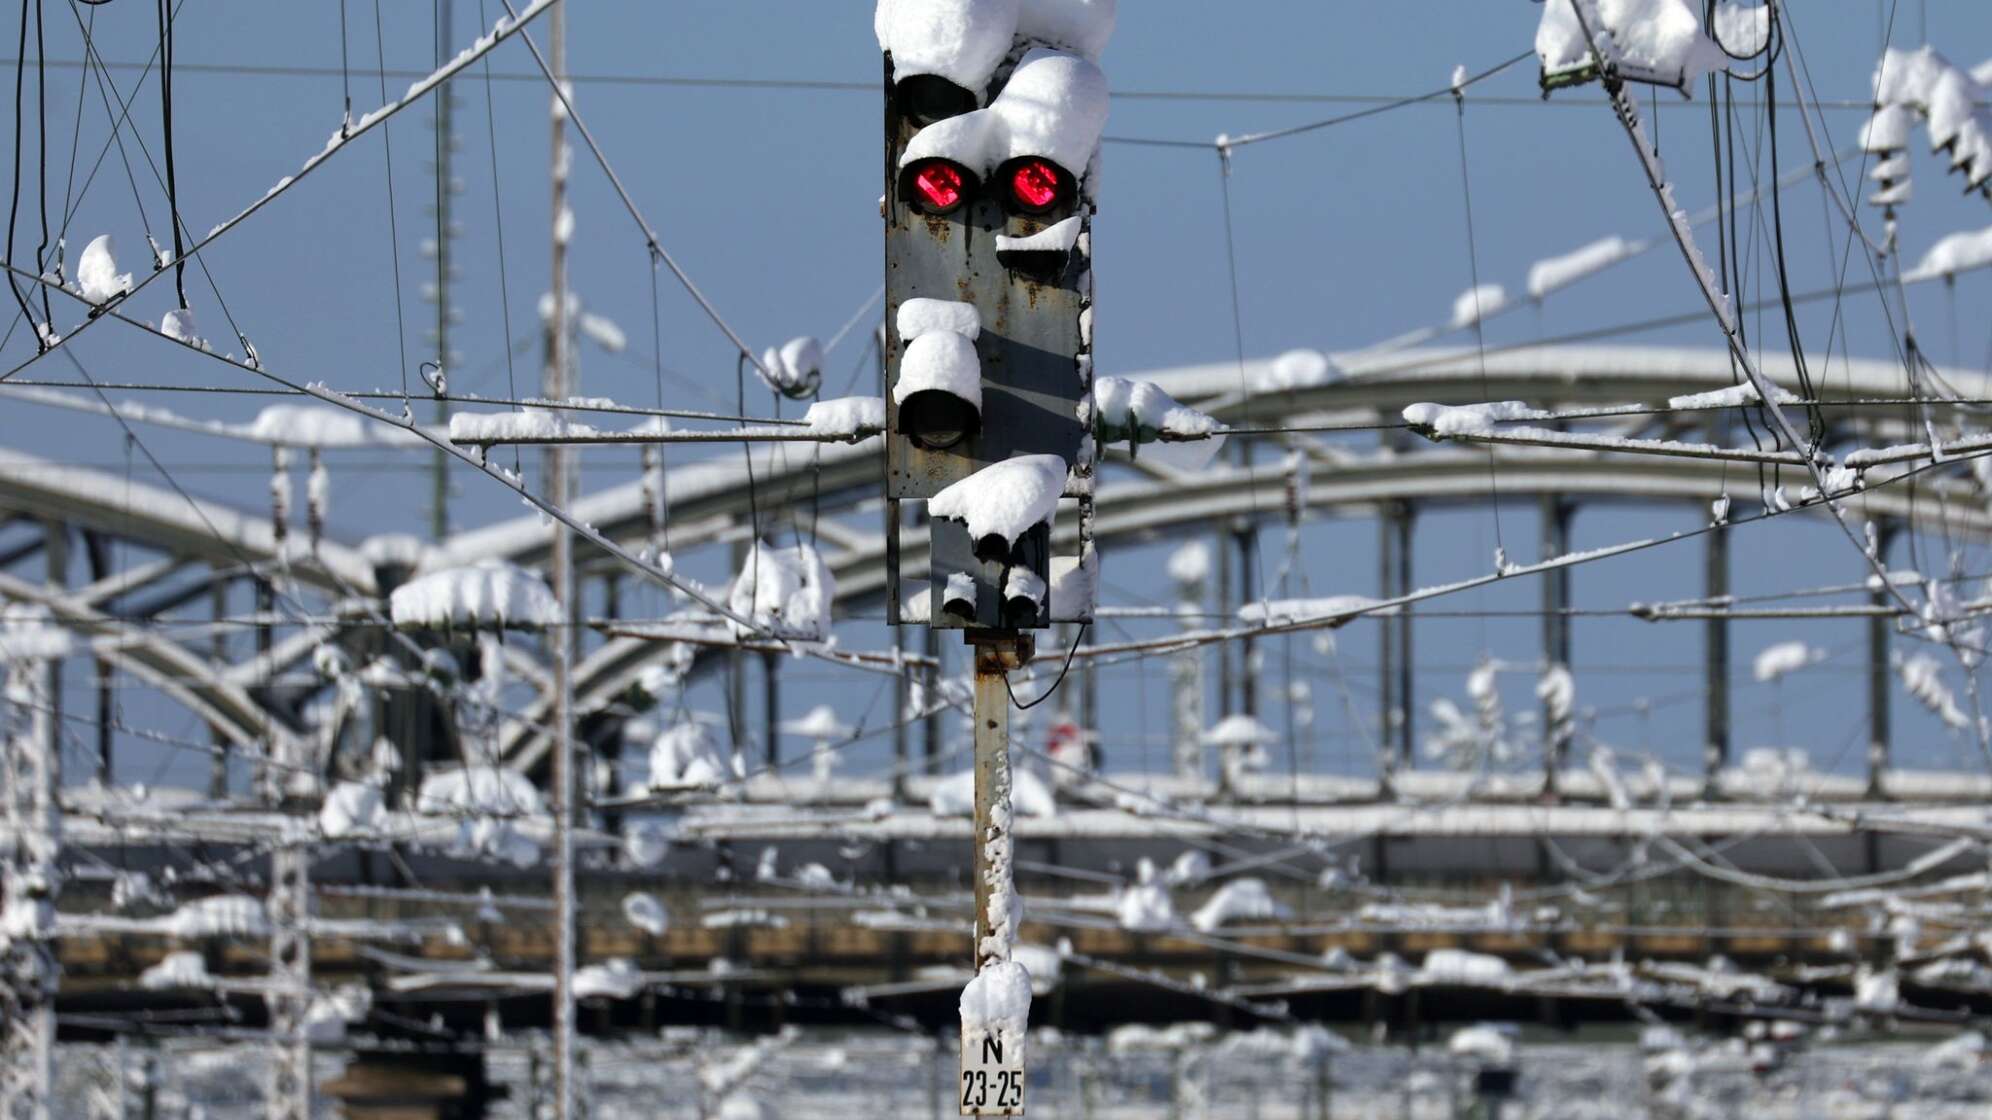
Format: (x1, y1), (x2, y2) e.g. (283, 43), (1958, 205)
(1144, 344), (1992, 424)
(0, 569), (302, 755)
(0, 451), (377, 595)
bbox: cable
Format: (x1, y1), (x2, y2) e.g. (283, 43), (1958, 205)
(495, 0), (772, 379)
(6, 0), (40, 337)
(31, 0), (52, 326)
(154, 0), (186, 308)
(1216, 50), (1533, 150)
(1007, 623), (1088, 711)
(478, 0), (521, 476)
(1452, 80), (1506, 562)
(372, 0), (412, 403)
(0, 0), (556, 388)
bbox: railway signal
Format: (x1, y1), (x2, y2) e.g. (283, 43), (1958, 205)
(878, 1), (1115, 1113)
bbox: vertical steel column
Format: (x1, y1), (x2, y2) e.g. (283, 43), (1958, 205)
(1172, 552), (1208, 780)
(1378, 507), (1398, 793)
(1215, 523), (1234, 716)
(253, 578), (274, 792)
(82, 532), (114, 785)
(1378, 503), (1415, 797)
(1236, 526), (1259, 718)
(1078, 640), (1098, 745)
(427, 0), (458, 541)
(1540, 495), (1572, 795)
(1704, 518), (1730, 786)
(761, 650), (780, 768)
(727, 536), (749, 764)
(208, 570), (230, 799)
(1396, 511), (1414, 772)
(544, 4), (578, 1115)
(1867, 521), (1897, 797)
(922, 624), (942, 776)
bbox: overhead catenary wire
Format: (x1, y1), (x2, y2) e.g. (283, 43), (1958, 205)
(0, 0), (562, 386)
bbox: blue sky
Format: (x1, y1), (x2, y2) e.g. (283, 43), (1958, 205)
(7, 2), (1992, 792)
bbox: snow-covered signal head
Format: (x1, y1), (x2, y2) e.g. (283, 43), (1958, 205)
(879, 0), (1114, 631)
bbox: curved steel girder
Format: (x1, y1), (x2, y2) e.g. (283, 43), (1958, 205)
(437, 441), (883, 573)
(446, 346), (1990, 578)
(500, 634), (659, 775)
(1151, 344), (1992, 426)
(0, 570), (302, 756)
(511, 447), (1992, 770)
(436, 345), (1992, 772)
(831, 447), (1992, 604)
(0, 451), (378, 595)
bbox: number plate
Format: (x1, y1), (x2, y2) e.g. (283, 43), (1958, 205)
(959, 1027), (1026, 1115)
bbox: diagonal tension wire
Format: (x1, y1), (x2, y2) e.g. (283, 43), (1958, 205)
(1203, 50), (1533, 151)
(495, 0), (772, 379)
(0, 0), (560, 388)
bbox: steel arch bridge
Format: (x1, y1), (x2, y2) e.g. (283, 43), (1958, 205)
(5, 343), (1990, 808)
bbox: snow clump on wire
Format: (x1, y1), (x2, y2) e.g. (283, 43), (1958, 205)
(650, 720), (739, 790)
(1189, 878), (1288, 932)
(1251, 349), (1339, 393)
(1090, 376), (1221, 456)
(756, 336), (823, 399)
(1534, 0), (1770, 89)
(800, 396), (885, 439)
(1751, 640), (1823, 683)
(1116, 858), (1176, 932)
(726, 542), (835, 640)
(73, 234), (130, 304)
(389, 560), (561, 631)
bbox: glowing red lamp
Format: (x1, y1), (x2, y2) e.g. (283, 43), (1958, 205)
(1008, 159), (1063, 213)
(907, 160), (968, 214)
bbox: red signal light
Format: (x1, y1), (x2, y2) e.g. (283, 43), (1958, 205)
(908, 161), (967, 214)
(1008, 159), (1063, 213)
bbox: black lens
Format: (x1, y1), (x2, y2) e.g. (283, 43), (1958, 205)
(897, 75), (977, 126)
(901, 390), (977, 451)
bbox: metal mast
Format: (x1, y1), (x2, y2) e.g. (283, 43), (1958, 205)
(426, 0), (462, 539)
(545, 1), (578, 1115)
